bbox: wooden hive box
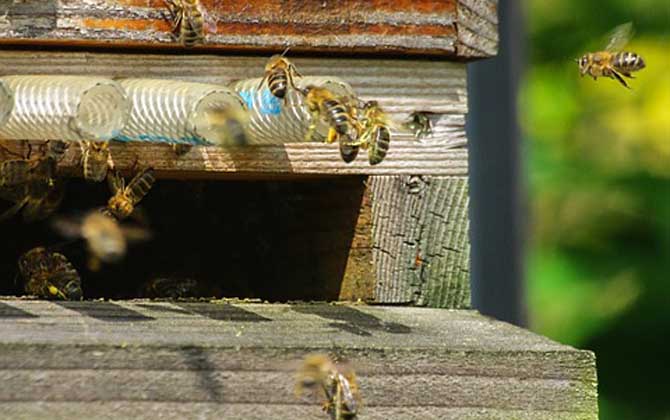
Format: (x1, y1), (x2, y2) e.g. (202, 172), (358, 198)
(0, 1), (598, 419)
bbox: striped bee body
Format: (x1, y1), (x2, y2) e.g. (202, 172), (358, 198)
(165, 0), (207, 48)
(324, 99), (351, 136)
(368, 125), (390, 165)
(612, 52), (646, 75)
(267, 69), (288, 99)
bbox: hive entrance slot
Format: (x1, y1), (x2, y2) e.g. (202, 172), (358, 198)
(0, 177), (370, 301)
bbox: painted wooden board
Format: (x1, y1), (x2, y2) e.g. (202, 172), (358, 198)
(0, 300), (598, 419)
(0, 0), (498, 58)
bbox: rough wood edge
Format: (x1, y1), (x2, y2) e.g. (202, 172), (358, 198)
(370, 176), (470, 308)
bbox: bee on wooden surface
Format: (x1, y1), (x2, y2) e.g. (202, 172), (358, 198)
(355, 101), (391, 165)
(296, 354), (360, 420)
(171, 143), (193, 156)
(577, 22), (646, 89)
(18, 247), (82, 300)
(104, 168), (156, 221)
(164, 0), (216, 48)
(52, 211), (151, 272)
(142, 277), (198, 299)
(403, 111), (433, 139)
(259, 52), (303, 101)
(79, 141), (114, 182)
(0, 156), (65, 223)
(302, 86), (358, 162)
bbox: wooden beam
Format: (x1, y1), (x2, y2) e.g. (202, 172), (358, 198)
(0, 300), (598, 419)
(0, 0), (498, 59)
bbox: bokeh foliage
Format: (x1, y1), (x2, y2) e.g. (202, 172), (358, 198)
(520, 0), (670, 418)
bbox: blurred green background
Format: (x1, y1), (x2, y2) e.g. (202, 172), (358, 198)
(520, 0), (670, 419)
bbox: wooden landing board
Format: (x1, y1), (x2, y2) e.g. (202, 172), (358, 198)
(0, 300), (598, 420)
(0, 0), (498, 58)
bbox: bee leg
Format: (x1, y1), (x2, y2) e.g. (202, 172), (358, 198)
(304, 122), (318, 142)
(326, 127), (339, 144)
(611, 70), (630, 89)
(622, 72), (635, 79)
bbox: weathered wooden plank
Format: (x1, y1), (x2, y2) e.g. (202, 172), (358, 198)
(0, 0), (498, 59)
(0, 301), (598, 419)
(368, 176), (470, 308)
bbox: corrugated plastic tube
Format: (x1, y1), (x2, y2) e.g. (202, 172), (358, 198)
(116, 79), (248, 146)
(232, 76), (356, 145)
(0, 75), (129, 141)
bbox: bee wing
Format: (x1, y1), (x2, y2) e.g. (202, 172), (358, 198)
(23, 179), (66, 223)
(604, 22), (634, 52)
(1, 160), (31, 186)
(197, 3), (218, 34)
(107, 169), (124, 194)
(51, 214), (84, 239)
(126, 168), (156, 205)
(120, 224), (152, 243)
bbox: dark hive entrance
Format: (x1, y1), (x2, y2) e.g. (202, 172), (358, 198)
(0, 176), (367, 301)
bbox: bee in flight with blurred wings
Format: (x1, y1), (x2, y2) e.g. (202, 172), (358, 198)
(577, 22), (646, 89)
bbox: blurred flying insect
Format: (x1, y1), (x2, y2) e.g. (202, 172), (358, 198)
(355, 101), (391, 165)
(403, 111), (433, 139)
(164, 0), (216, 48)
(142, 277), (198, 299)
(577, 22), (646, 89)
(302, 86), (358, 163)
(52, 211), (152, 272)
(18, 246), (82, 300)
(79, 141), (114, 182)
(296, 354), (360, 420)
(0, 156), (65, 223)
(259, 51), (303, 101)
(104, 167), (156, 221)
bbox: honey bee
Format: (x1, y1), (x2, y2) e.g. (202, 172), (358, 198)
(44, 140), (69, 163)
(355, 101), (391, 165)
(172, 143), (193, 156)
(104, 168), (156, 221)
(577, 22), (646, 89)
(259, 52), (303, 100)
(296, 354), (360, 420)
(302, 86), (358, 162)
(18, 246), (82, 300)
(80, 141), (114, 182)
(403, 111), (433, 139)
(142, 277), (198, 299)
(0, 159), (31, 187)
(164, 0), (216, 48)
(52, 211), (151, 271)
(0, 156), (65, 223)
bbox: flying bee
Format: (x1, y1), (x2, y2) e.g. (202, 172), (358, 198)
(577, 22), (646, 89)
(355, 101), (391, 165)
(142, 277), (199, 299)
(164, 0), (216, 48)
(18, 247), (82, 300)
(79, 141), (114, 182)
(296, 354), (360, 420)
(172, 143), (193, 156)
(0, 156), (65, 223)
(104, 167), (156, 221)
(52, 211), (152, 272)
(301, 86), (358, 162)
(259, 52), (303, 101)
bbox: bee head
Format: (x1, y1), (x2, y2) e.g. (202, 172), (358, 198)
(63, 281), (83, 300)
(576, 55), (590, 75)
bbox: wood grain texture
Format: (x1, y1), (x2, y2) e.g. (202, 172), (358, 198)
(0, 0), (498, 58)
(0, 300), (598, 419)
(0, 50), (467, 177)
(368, 176), (470, 308)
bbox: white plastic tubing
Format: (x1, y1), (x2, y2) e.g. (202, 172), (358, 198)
(0, 75), (129, 142)
(0, 75), (356, 146)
